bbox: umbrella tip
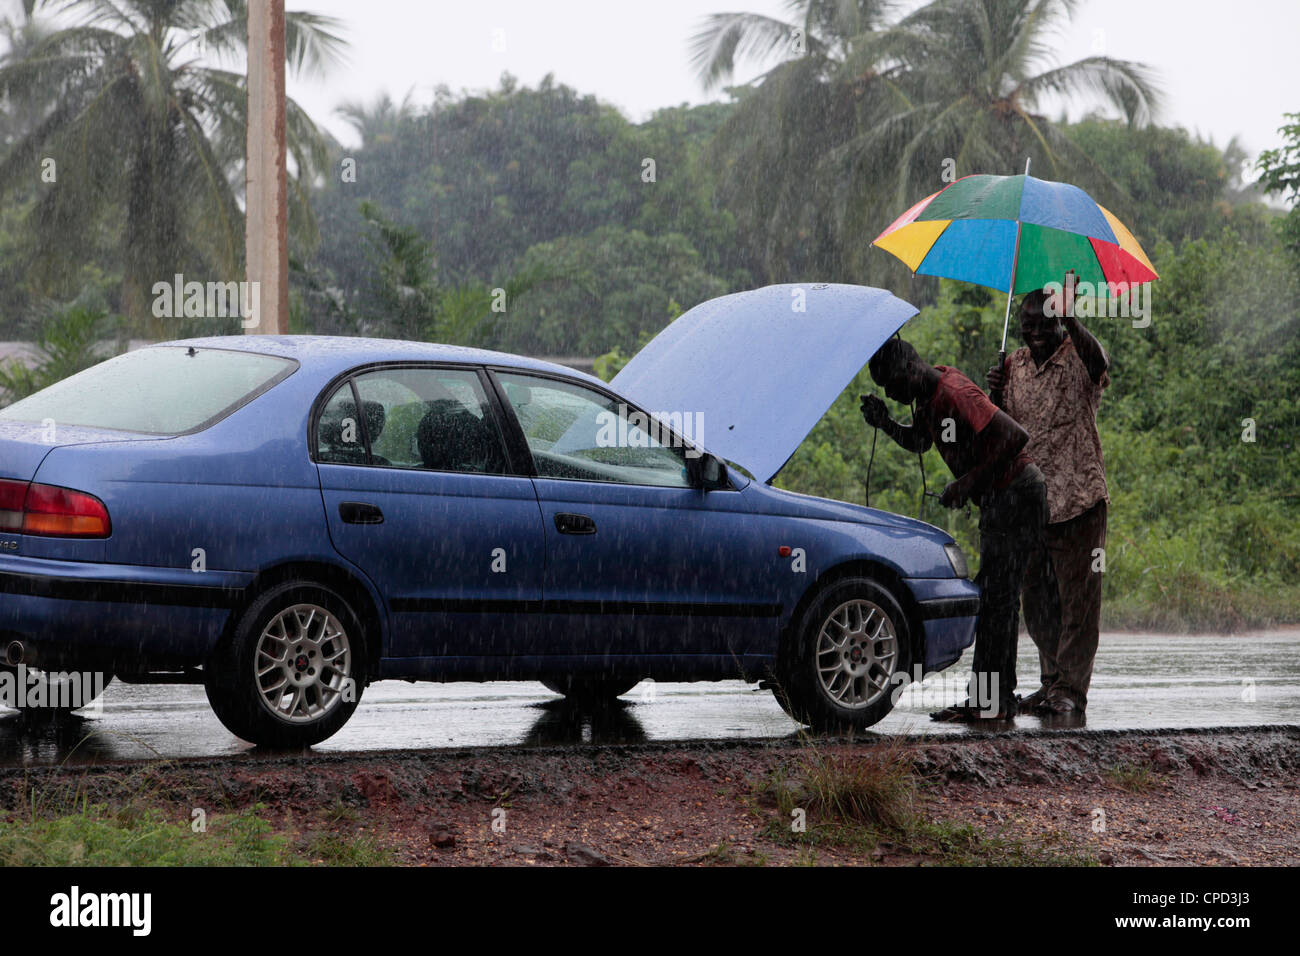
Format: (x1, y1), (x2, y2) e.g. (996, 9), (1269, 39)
(1024, 158), (1031, 176)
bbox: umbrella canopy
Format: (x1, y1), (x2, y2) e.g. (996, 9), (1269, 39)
(611, 283), (917, 484)
(872, 173), (1158, 295)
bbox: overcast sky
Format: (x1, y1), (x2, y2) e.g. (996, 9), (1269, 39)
(284, 0), (1299, 175)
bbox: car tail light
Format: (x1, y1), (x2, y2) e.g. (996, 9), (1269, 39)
(0, 480), (111, 538)
(0, 479), (25, 532)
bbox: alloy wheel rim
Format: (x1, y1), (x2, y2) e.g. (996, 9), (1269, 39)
(815, 599), (898, 709)
(255, 604), (352, 723)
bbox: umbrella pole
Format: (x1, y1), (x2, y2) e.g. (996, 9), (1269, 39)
(991, 159), (1031, 406)
(991, 219), (1023, 407)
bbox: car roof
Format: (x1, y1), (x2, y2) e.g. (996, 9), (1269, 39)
(157, 335), (607, 387)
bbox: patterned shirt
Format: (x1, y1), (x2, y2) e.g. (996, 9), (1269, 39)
(1003, 336), (1109, 524)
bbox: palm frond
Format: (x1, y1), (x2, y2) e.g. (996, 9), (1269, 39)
(688, 11), (808, 91)
(203, 2), (346, 77)
(174, 102), (244, 273)
(1017, 55), (1163, 126)
(46, 0), (142, 35)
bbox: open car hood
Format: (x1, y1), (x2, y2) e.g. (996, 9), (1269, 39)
(611, 283), (918, 483)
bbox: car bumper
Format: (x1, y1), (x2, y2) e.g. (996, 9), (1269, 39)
(908, 577), (980, 672)
(0, 554), (251, 665)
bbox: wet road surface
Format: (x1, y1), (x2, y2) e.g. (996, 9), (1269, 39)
(2, 631), (1296, 766)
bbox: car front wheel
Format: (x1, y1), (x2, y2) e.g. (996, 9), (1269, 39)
(775, 576), (911, 731)
(206, 582), (366, 748)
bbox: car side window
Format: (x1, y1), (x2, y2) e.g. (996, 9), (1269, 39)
(319, 368), (509, 475)
(316, 382), (370, 465)
(495, 372), (691, 488)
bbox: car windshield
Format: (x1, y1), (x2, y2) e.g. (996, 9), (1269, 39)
(0, 346), (296, 436)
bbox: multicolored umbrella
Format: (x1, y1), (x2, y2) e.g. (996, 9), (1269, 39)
(872, 172), (1158, 296)
(871, 168), (1158, 380)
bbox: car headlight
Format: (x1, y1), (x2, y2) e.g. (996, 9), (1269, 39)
(944, 543), (969, 579)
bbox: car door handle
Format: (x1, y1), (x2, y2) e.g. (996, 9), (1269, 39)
(554, 512), (596, 535)
(339, 502), (384, 525)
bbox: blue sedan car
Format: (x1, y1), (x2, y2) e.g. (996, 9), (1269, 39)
(0, 333), (977, 746)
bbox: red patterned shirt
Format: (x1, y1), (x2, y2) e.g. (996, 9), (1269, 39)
(914, 365), (1030, 502)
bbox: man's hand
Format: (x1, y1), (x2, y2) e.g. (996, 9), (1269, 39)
(939, 478), (971, 509)
(1059, 267), (1110, 385)
(1062, 268), (1076, 318)
(860, 394), (890, 429)
(986, 364), (1006, 393)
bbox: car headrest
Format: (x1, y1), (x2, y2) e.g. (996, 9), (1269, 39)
(417, 399), (504, 473)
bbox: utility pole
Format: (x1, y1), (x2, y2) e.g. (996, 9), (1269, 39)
(244, 0), (289, 334)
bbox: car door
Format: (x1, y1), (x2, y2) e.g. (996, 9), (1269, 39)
(315, 365), (545, 661)
(490, 369), (780, 661)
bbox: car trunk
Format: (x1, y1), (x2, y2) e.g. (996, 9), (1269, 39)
(0, 420), (154, 481)
(0, 421), (174, 563)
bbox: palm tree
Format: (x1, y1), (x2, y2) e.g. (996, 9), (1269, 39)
(0, 3), (51, 150)
(851, 0), (1161, 207)
(690, 0), (1162, 285)
(354, 199), (555, 348)
(335, 89), (419, 148)
(0, 0), (344, 335)
(688, 1), (901, 283)
(689, 0), (898, 92)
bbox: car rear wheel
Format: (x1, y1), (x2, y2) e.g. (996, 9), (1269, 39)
(542, 676), (639, 704)
(775, 576), (911, 731)
(205, 582), (366, 748)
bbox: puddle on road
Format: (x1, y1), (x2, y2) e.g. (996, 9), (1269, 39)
(2, 632), (1297, 766)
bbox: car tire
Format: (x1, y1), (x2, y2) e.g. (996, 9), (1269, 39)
(0, 666), (113, 716)
(205, 581), (366, 748)
(541, 676), (639, 704)
(775, 576), (911, 732)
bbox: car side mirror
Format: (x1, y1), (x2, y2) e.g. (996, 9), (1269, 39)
(685, 452), (728, 491)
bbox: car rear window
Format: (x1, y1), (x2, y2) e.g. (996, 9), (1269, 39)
(0, 346), (296, 436)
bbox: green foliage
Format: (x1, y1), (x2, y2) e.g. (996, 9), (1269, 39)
(0, 303), (118, 406)
(1067, 119), (1270, 246)
(0, 803), (294, 866)
(696, 0), (1163, 289)
(1103, 763), (1160, 794)
(304, 74), (742, 352)
(0, 0), (342, 335)
(495, 227), (723, 355)
(311, 74), (644, 290)
(353, 199), (550, 345)
(757, 735), (1095, 864)
(593, 346), (630, 383)
(1257, 112), (1300, 255)
(301, 828), (395, 866)
(1256, 112), (1300, 203)
(0, 799), (395, 866)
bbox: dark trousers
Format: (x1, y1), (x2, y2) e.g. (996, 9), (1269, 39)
(1023, 499), (1107, 710)
(971, 465), (1054, 711)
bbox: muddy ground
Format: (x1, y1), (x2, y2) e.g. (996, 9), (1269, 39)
(2, 723), (1296, 866)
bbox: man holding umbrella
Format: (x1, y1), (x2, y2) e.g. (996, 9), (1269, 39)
(988, 274), (1110, 716)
